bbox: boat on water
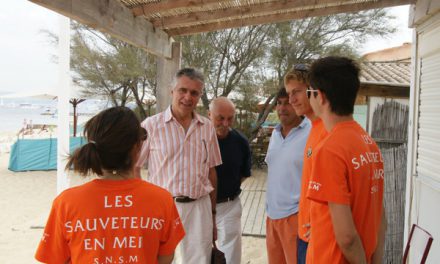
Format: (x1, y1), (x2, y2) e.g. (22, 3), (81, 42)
(41, 107), (57, 116)
(19, 103), (40, 109)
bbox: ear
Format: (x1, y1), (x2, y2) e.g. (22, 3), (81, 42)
(208, 111), (211, 118)
(316, 90), (326, 105)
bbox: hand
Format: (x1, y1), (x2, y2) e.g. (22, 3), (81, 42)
(303, 223), (311, 241)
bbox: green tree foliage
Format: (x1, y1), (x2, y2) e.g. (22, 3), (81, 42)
(70, 23), (156, 120)
(268, 9), (395, 85)
(176, 25), (273, 110)
(175, 9), (396, 139)
(54, 9), (396, 128)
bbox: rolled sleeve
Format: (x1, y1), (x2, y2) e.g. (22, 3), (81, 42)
(35, 199), (70, 263)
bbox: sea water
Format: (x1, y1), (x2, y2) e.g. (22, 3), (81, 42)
(0, 97), (107, 133)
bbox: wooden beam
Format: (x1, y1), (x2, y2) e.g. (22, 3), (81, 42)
(355, 95), (367, 105)
(131, 0), (222, 16)
(29, 0), (173, 58)
(409, 0), (440, 27)
(167, 0), (416, 36)
(359, 84), (409, 98)
(156, 42), (181, 111)
(151, 0), (355, 29)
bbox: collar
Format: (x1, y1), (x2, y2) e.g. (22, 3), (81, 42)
(275, 117), (308, 132)
(164, 106), (205, 124)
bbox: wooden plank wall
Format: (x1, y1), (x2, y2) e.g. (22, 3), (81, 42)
(371, 100), (409, 263)
(381, 144), (407, 264)
(371, 100), (409, 144)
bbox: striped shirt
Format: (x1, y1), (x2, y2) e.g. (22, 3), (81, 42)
(136, 107), (222, 199)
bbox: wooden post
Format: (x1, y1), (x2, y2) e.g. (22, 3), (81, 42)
(57, 16), (71, 194)
(156, 42), (181, 112)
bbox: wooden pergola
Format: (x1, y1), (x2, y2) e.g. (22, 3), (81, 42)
(31, 0), (415, 54)
(30, 0), (415, 107)
(29, 0), (415, 193)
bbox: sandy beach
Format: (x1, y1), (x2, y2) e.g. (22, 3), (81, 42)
(0, 145), (267, 263)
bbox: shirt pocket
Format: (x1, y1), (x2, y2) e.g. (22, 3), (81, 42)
(190, 137), (209, 165)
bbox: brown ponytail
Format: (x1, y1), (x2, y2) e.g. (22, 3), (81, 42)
(66, 141), (103, 176)
(65, 107), (144, 176)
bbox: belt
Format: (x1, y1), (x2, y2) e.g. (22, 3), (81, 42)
(173, 196), (197, 203)
(217, 193), (240, 204)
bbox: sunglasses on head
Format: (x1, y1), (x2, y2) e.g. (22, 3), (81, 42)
(293, 64), (309, 72)
(306, 88), (318, 99)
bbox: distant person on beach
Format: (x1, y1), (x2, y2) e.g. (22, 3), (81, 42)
(17, 118), (28, 137)
(135, 68), (222, 264)
(284, 64), (328, 264)
(35, 107), (185, 264)
(265, 87), (310, 264)
(38, 124), (48, 134)
(29, 119), (33, 134)
(208, 97), (252, 264)
(306, 56), (386, 263)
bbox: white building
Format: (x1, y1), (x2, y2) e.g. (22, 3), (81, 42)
(405, 1), (440, 262)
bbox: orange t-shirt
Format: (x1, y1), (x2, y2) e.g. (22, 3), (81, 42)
(306, 121), (384, 264)
(297, 118), (327, 242)
(35, 178), (185, 264)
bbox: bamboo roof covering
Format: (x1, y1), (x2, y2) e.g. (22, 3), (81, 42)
(29, 0), (415, 57)
(120, 0), (415, 36)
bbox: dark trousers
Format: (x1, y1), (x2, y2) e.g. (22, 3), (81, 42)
(297, 237), (308, 264)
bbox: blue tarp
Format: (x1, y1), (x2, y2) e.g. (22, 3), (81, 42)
(8, 137), (86, 172)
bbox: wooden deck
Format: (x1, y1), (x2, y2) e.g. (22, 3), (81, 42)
(240, 168), (267, 237)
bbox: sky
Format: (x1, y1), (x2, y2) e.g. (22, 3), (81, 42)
(0, 1), (413, 95)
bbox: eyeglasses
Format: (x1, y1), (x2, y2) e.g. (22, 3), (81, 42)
(293, 64), (309, 72)
(306, 88), (318, 99)
(202, 139), (207, 164)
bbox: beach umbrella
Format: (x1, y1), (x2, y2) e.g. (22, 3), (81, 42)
(69, 98), (86, 137)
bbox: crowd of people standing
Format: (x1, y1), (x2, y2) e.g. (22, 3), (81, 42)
(35, 56), (385, 264)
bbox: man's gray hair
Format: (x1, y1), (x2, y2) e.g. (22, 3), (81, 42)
(170, 68), (205, 89)
(209, 96), (236, 112)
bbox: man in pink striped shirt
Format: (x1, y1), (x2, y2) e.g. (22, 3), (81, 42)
(135, 68), (222, 264)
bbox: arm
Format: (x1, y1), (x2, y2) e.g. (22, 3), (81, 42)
(328, 202), (367, 264)
(208, 167), (218, 240)
(208, 167), (218, 209)
(371, 207), (387, 264)
(158, 253), (174, 264)
(241, 137), (252, 184)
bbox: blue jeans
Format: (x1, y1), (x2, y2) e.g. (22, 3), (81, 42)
(297, 236), (308, 264)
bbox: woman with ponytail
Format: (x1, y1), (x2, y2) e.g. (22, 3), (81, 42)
(35, 107), (185, 264)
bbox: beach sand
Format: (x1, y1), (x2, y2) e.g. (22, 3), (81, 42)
(0, 151), (267, 263)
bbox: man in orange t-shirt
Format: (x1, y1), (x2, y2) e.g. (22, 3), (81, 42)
(284, 64), (328, 264)
(305, 56), (386, 264)
(35, 178), (185, 264)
